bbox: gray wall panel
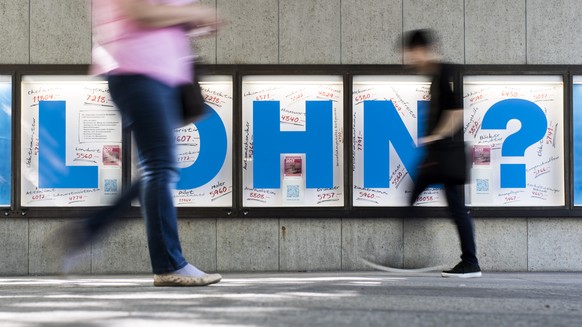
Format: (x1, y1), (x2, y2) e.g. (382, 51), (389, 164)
(403, 0), (465, 63)
(475, 218), (528, 271)
(217, 218), (279, 272)
(280, 0), (341, 64)
(0, 218), (28, 275)
(280, 219), (341, 271)
(342, 218), (403, 270)
(194, 0), (217, 64)
(528, 219), (582, 271)
(29, 219), (91, 275)
(217, 0), (278, 64)
(403, 218), (459, 268)
(91, 219), (151, 274)
(179, 218), (217, 272)
(465, 0), (526, 64)
(527, 0), (582, 64)
(30, 0), (91, 64)
(341, 0), (402, 64)
(0, 0), (29, 64)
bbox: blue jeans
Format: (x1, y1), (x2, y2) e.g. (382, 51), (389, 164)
(81, 75), (187, 274)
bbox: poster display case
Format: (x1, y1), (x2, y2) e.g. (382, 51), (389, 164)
(242, 75), (344, 207)
(1, 65), (578, 216)
(173, 75), (233, 207)
(463, 76), (564, 207)
(572, 76), (582, 206)
(131, 75), (234, 207)
(0, 76), (11, 207)
(352, 75), (447, 207)
(21, 76), (123, 207)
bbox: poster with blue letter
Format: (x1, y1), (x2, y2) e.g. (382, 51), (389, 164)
(0, 77), (11, 206)
(572, 77), (582, 206)
(21, 76), (123, 207)
(172, 76), (232, 207)
(242, 76), (344, 207)
(352, 75), (446, 207)
(463, 76), (564, 206)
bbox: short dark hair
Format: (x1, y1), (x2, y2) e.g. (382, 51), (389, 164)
(403, 29), (436, 49)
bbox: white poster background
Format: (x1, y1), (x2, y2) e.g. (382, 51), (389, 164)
(130, 76), (233, 207)
(174, 76), (233, 207)
(242, 76), (344, 207)
(21, 76), (122, 207)
(352, 75), (447, 207)
(463, 76), (564, 206)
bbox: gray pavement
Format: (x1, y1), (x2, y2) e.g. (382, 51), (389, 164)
(0, 272), (581, 327)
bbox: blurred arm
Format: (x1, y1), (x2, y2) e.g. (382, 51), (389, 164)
(420, 109), (463, 144)
(119, 0), (218, 29)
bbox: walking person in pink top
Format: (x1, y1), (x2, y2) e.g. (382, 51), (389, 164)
(63, 0), (223, 286)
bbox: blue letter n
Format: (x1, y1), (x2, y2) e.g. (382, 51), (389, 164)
(363, 100), (427, 188)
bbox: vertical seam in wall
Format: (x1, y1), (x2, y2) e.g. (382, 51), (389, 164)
(525, 0), (528, 64)
(215, 0), (218, 64)
(401, 217), (404, 268)
(28, 0), (31, 64)
(277, 0), (280, 64)
(277, 218), (281, 271)
(401, 0), (404, 64)
(463, 0), (467, 64)
(526, 218), (529, 271)
(340, 218), (343, 270)
(90, 0), (93, 64)
(339, 0), (342, 64)
(215, 218), (218, 271)
(27, 219), (30, 275)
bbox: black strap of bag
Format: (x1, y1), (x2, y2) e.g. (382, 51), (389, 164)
(179, 71), (206, 125)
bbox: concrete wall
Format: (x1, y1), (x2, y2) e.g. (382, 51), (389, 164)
(3, 217), (582, 275)
(3, 0), (581, 65)
(1, 0), (582, 274)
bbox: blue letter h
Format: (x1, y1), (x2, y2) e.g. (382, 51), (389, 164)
(253, 100), (333, 189)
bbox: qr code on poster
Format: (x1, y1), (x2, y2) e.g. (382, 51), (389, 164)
(287, 185), (300, 199)
(476, 179), (489, 193)
(104, 179), (118, 194)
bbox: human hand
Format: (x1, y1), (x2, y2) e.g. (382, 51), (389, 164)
(419, 134), (443, 145)
(187, 4), (224, 34)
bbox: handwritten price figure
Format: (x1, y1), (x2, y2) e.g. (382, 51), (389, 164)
(86, 94), (107, 104)
(33, 94), (55, 103)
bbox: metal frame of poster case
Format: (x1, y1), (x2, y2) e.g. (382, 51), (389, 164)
(236, 66), (351, 219)
(460, 65), (572, 218)
(12, 65), (129, 218)
(2, 64), (582, 219)
(3, 65), (238, 219)
(568, 70), (582, 214)
(0, 71), (14, 212)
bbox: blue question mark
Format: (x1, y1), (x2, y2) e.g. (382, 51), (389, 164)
(481, 99), (548, 188)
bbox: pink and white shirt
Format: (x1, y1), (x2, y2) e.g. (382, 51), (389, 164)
(91, 0), (196, 87)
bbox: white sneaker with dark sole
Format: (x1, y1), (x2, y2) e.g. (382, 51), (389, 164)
(153, 273), (222, 287)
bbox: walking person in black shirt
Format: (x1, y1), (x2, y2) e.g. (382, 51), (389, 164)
(404, 29), (481, 278)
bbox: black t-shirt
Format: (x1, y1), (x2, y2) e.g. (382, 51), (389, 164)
(426, 63), (462, 139)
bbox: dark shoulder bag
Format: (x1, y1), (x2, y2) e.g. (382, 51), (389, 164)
(418, 139), (468, 185)
(179, 63), (208, 125)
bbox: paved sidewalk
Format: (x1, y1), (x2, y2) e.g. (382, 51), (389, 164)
(0, 272), (581, 326)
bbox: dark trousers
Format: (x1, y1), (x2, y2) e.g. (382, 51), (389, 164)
(410, 181), (479, 266)
(78, 74), (187, 274)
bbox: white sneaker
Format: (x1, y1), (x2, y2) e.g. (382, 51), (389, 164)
(153, 273), (222, 287)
